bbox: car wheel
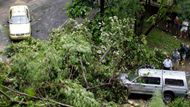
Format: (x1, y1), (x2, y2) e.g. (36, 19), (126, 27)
(164, 93), (173, 104)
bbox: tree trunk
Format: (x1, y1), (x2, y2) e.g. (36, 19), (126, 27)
(144, 1), (176, 36)
(100, 0), (105, 16)
(145, 0), (151, 10)
(144, 23), (157, 35)
(135, 13), (145, 36)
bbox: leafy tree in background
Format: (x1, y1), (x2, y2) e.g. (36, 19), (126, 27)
(67, 0), (95, 18)
(141, 0), (190, 35)
(175, 0), (190, 20)
(68, 0), (190, 35)
(143, 0), (177, 35)
(67, 0), (143, 19)
(67, 0), (179, 36)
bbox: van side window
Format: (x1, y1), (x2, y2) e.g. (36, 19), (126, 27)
(137, 77), (160, 85)
(165, 79), (184, 86)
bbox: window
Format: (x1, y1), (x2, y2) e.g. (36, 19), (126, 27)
(136, 77), (160, 85)
(165, 79), (184, 86)
(10, 15), (29, 24)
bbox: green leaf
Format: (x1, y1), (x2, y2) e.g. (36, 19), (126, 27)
(24, 87), (35, 96)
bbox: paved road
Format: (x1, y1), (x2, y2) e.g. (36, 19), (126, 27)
(0, 0), (70, 50)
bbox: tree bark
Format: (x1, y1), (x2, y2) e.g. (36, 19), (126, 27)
(100, 0), (105, 16)
(99, 46), (112, 62)
(144, 21), (159, 35)
(80, 57), (89, 88)
(144, 1), (176, 35)
(135, 12), (145, 36)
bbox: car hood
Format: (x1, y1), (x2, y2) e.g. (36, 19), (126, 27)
(9, 23), (31, 34)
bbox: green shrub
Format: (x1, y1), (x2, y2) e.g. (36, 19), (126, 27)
(148, 91), (165, 107)
(67, 0), (92, 18)
(168, 98), (190, 107)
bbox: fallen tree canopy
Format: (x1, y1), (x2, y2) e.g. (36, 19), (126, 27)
(0, 18), (164, 106)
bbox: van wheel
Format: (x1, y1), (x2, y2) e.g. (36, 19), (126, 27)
(164, 93), (173, 104)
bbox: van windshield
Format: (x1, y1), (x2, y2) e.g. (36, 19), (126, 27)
(128, 73), (138, 81)
(10, 15), (29, 24)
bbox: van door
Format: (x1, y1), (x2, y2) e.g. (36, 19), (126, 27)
(143, 77), (162, 94)
(132, 77), (162, 94)
(129, 82), (145, 94)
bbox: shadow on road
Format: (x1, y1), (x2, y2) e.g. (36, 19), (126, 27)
(128, 94), (152, 101)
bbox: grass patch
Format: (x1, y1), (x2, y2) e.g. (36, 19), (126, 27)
(147, 28), (190, 54)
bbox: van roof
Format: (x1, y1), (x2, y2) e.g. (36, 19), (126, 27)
(10, 5), (28, 16)
(138, 68), (186, 80)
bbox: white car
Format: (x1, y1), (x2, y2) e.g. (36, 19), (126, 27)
(8, 5), (31, 40)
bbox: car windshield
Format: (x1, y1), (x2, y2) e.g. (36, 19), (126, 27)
(10, 15), (29, 24)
